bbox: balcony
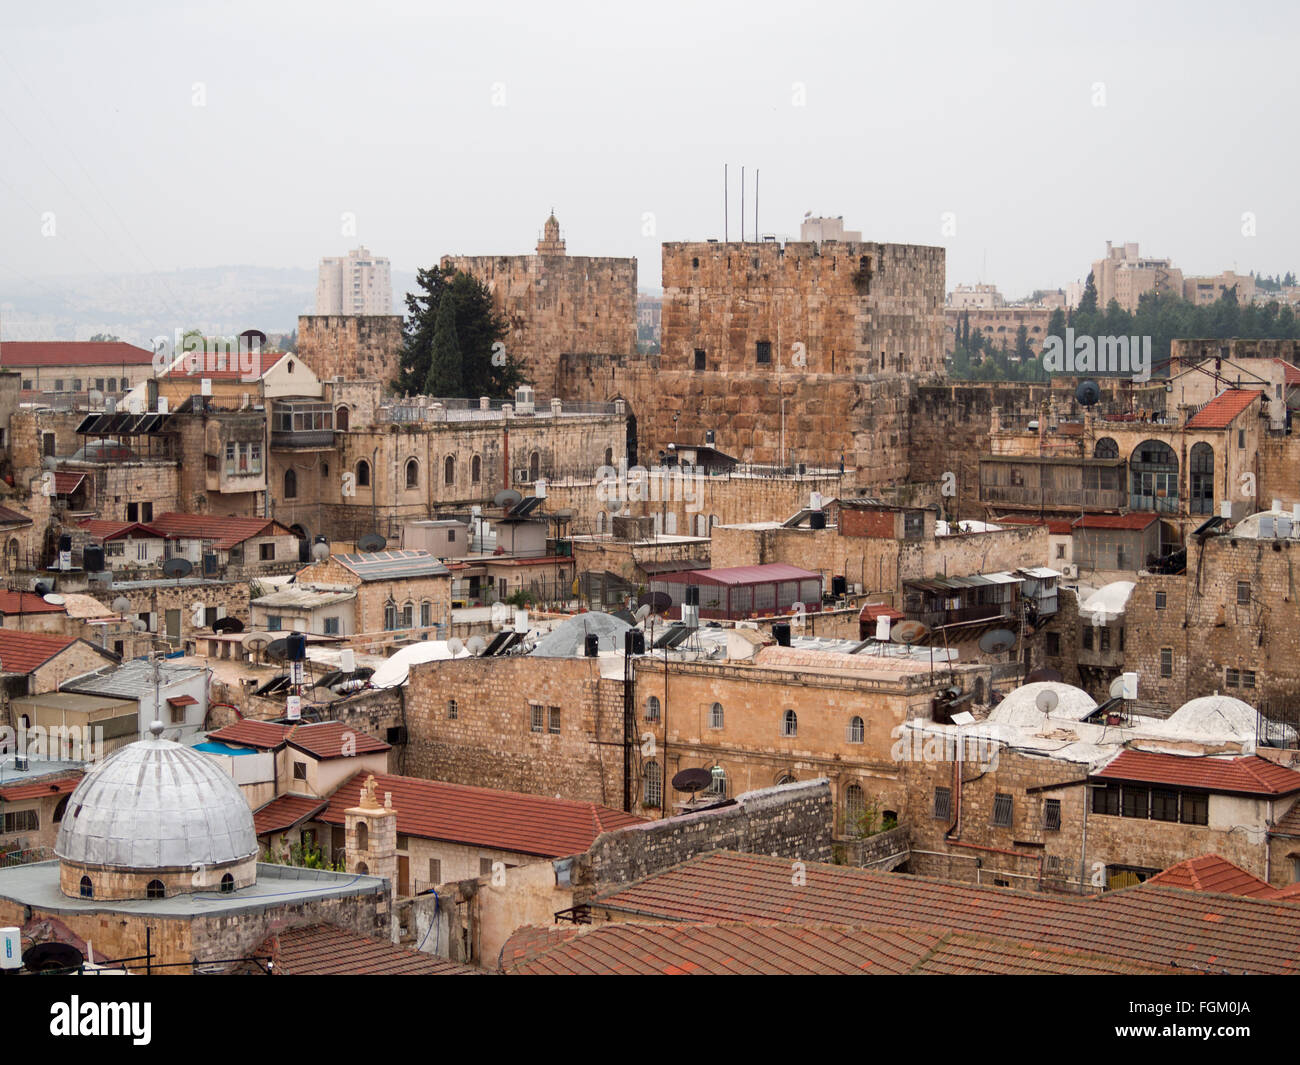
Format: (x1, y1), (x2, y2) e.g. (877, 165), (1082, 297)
(271, 402), (335, 450)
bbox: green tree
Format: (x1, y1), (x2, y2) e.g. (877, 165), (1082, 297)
(1014, 325), (1033, 362)
(425, 291), (464, 395)
(89, 332), (121, 342)
(1077, 270), (1099, 314)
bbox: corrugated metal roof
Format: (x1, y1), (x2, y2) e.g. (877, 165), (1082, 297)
(655, 563), (820, 586)
(331, 550), (450, 581)
(62, 658), (202, 699)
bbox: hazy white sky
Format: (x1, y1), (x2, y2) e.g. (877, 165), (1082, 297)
(0, 0), (1295, 300)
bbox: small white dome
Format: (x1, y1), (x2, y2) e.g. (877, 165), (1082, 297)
(989, 681), (1098, 729)
(56, 735), (256, 870)
(1164, 694), (1259, 740)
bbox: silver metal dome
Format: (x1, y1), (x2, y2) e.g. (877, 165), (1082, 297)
(56, 736), (257, 869)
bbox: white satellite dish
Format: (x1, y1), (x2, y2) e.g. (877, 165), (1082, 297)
(447, 637), (464, 655)
(42, 593), (65, 606)
(1109, 676), (1126, 700)
(635, 604), (651, 623)
(467, 636), (487, 656)
(1035, 688), (1059, 714)
(111, 596), (131, 614)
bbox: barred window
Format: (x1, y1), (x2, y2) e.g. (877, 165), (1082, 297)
(447, 699), (457, 720)
(709, 702), (724, 730)
(530, 704), (544, 733)
(844, 784), (865, 829)
(992, 793), (1013, 828)
(707, 765), (728, 799)
(645, 695), (660, 722)
(1151, 789), (1179, 822)
(644, 761), (663, 807)
(781, 709), (798, 737)
(933, 786), (952, 820)
(846, 716), (864, 744)
(1159, 648), (1173, 678)
(1180, 792), (1209, 826)
(548, 706), (561, 734)
(1043, 798), (1061, 831)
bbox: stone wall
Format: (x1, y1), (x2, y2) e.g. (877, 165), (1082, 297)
(296, 314), (405, 391)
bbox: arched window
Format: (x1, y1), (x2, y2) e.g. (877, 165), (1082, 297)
(444, 455), (455, 485)
(1131, 439), (1179, 513)
(220, 873), (235, 894)
(596, 511), (608, 534)
(471, 455), (481, 484)
(707, 765), (728, 799)
(53, 796), (69, 822)
(284, 468), (297, 499)
(844, 783), (866, 830)
(401, 601), (414, 628)
(695, 513), (709, 536)
(709, 702), (724, 729)
(782, 709), (798, 737)
(357, 861), (369, 875)
(406, 459), (420, 489)
(644, 761), (663, 807)
(1190, 442), (1214, 515)
(384, 598), (398, 631)
(79, 876), (93, 898)
(146, 879), (165, 899)
(847, 716), (865, 744)
(645, 695), (660, 721)
(529, 451), (540, 481)
(1094, 437), (1119, 459)
(356, 822), (369, 851)
(776, 772), (796, 785)
(6, 538), (17, 572)
(335, 406), (349, 431)
(421, 601), (432, 628)
(356, 460), (371, 488)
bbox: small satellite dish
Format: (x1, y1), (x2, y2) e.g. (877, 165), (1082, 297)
(493, 488), (523, 509)
(239, 328), (268, 346)
(447, 637), (464, 655)
(162, 557), (193, 579)
(1025, 667), (1064, 684)
(466, 635), (487, 656)
(890, 619), (930, 646)
(311, 541), (330, 562)
(42, 593), (65, 606)
(242, 632), (271, 651)
(672, 767), (714, 793)
(1109, 676), (1127, 700)
(1075, 379), (1102, 407)
(978, 628), (1017, 655)
(357, 532), (386, 552)
(634, 603), (652, 623)
(637, 591), (673, 614)
(1035, 688), (1060, 714)
(132, 619), (147, 632)
(111, 596), (131, 614)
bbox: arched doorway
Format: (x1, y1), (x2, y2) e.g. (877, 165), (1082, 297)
(1130, 440), (1178, 513)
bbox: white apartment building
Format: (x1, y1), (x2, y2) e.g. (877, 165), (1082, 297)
(315, 247), (393, 315)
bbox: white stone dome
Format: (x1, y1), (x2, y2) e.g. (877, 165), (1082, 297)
(989, 681), (1098, 729)
(1165, 694), (1259, 740)
(56, 734), (256, 870)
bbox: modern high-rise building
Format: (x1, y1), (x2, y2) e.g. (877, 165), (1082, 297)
(315, 247), (392, 315)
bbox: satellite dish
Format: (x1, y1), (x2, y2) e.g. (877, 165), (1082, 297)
(1109, 676), (1127, 700)
(978, 628), (1017, 655)
(672, 767), (714, 794)
(466, 636), (487, 656)
(890, 619), (930, 645)
(213, 616), (244, 634)
(637, 591), (673, 614)
(311, 541), (331, 562)
(493, 488), (523, 509)
(634, 604), (652, 623)
(111, 596), (131, 614)
(162, 557), (193, 579)
(1025, 667), (1064, 684)
(1035, 688), (1060, 714)
(447, 637), (464, 655)
(22, 941), (83, 973)
(239, 328), (268, 346)
(132, 619), (147, 632)
(242, 632), (271, 651)
(1075, 379), (1102, 407)
(265, 638), (290, 662)
(42, 593), (65, 606)
(357, 532), (386, 552)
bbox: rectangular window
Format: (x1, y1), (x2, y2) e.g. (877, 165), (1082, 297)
(137, 542), (149, 561)
(249, 441), (262, 474)
(991, 793), (1013, 828)
(1121, 786), (1149, 819)
(1159, 648), (1173, 678)
(1055, 543), (1066, 559)
(447, 700), (458, 720)
(1045, 631), (1060, 656)
(259, 542), (275, 561)
(1043, 798), (1061, 831)
(267, 615), (282, 631)
(1237, 580), (1251, 606)
(323, 616), (340, 635)
(1180, 791), (1209, 826)
(1242, 670), (1256, 689)
(1082, 627), (1093, 650)
(225, 442), (236, 475)
(1151, 789), (1179, 822)
(1238, 429), (1246, 449)
(694, 349), (706, 371)
(547, 706), (561, 734)
(756, 340), (772, 365)
(292, 761), (307, 780)
(3, 809), (38, 833)
(479, 857), (494, 876)
(1099, 628), (1111, 653)
(530, 704), (544, 733)
(1226, 668), (1240, 688)
(1155, 590), (1166, 610)
(933, 786), (952, 821)
(428, 858), (442, 884)
(1091, 784), (1120, 816)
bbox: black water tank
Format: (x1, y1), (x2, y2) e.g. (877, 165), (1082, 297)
(286, 632), (307, 661)
(584, 633), (600, 657)
(685, 585), (700, 605)
(773, 622), (791, 646)
(832, 575), (847, 597)
(58, 533), (72, 552)
(624, 630), (645, 656)
(83, 545), (105, 572)
(809, 511), (827, 530)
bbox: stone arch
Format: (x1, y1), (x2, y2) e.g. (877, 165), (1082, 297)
(1130, 439), (1178, 512)
(335, 405), (350, 431)
(356, 821), (369, 851)
(1094, 436), (1119, 459)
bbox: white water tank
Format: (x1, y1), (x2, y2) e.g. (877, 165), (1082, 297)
(0, 927), (19, 969)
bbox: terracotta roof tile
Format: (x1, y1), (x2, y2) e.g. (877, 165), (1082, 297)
(52, 472), (85, 495)
(0, 591), (64, 616)
(77, 519), (165, 540)
(0, 773), (82, 802)
(1273, 359), (1300, 387)
(317, 772), (646, 858)
(0, 631), (78, 674)
(252, 794), (327, 836)
(1145, 854), (1281, 899)
(251, 923), (482, 975)
(160, 348), (288, 381)
(0, 341), (155, 368)
(1096, 751), (1300, 796)
(207, 719), (390, 760)
(207, 719), (294, 750)
(148, 512), (294, 551)
(1186, 389), (1261, 429)
(1072, 512), (1159, 531)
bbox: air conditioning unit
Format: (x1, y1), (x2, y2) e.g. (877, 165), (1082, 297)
(1060, 564), (1078, 578)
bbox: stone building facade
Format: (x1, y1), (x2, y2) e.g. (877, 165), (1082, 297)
(295, 314), (405, 392)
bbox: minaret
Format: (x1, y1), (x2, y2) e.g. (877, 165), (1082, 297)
(537, 210), (566, 256)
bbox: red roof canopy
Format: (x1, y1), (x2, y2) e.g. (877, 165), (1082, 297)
(1095, 750), (1300, 797)
(149, 512), (294, 551)
(1072, 512), (1159, 531)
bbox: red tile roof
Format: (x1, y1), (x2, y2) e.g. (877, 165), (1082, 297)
(859, 604), (904, 622)
(159, 348), (289, 381)
(317, 772), (646, 858)
(207, 719), (390, 760)
(0, 591), (64, 616)
(149, 512), (294, 551)
(996, 515), (1076, 535)
(250, 923), (482, 975)
(1273, 359), (1300, 386)
(0, 341), (155, 368)
(0, 631), (79, 674)
(500, 921), (1181, 976)
(1095, 750), (1300, 796)
(1071, 512), (1159, 531)
(52, 472), (85, 496)
(1145, 854), (1281, 899)
(1186, 389), (1261, 429)
(657, 563), (820, 586)
(252, 794), (327, 836)
(0, 773), (82, 802)
(591, 851), (1300, 973)
(77, 519), (165, 541)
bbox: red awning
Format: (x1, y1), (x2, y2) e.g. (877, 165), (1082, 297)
(167, 694), (198, 707)
(859, 604), (904, 623)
